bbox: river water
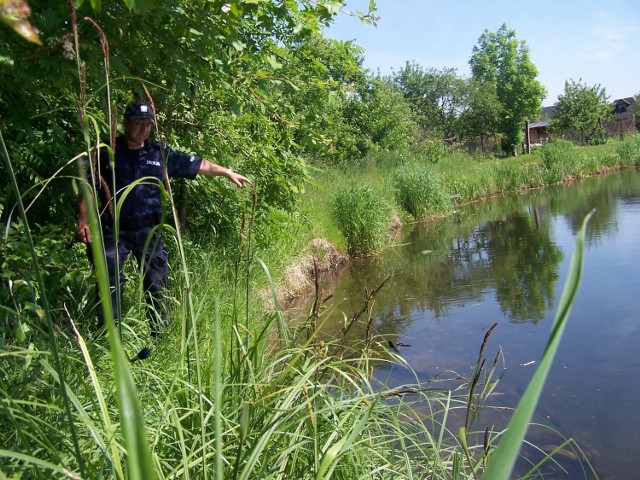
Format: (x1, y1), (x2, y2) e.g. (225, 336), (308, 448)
(306, 170), (640, 479)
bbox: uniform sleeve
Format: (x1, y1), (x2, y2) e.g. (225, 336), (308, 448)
(164, 144), (203, 179)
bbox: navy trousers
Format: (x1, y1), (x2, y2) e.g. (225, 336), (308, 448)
(91, 226), (170, 338)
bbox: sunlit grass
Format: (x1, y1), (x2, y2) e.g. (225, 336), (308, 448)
(332, 184), (391, 256)
(393, 165), (452, 219)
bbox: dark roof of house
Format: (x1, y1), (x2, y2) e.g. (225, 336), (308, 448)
(614, 97), (635, 106)
(540, 105), (557, 120)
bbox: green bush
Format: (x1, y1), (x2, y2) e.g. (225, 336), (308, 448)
(332, 185), (391, 256)
(587, 136), (607, 146)
(393, 166), (452, 219)
(423, 137), (446, 163)
(540, 140), (575, 183)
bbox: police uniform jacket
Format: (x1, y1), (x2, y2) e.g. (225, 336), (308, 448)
(95, 135), (203, 228)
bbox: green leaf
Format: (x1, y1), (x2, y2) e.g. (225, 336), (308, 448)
(322, 1), (343, 16)
(14, 322), (29, 342)
(232, 40), (246, 51)
(266, 55), (283, 70)
(124, 0), (155, 14)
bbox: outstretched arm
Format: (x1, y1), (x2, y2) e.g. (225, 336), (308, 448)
(198, 159), (252, 188)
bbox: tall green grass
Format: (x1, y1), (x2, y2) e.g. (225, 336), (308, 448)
(393, 166), (452, 219)
(616, 136), (640, 166)
(0, 208), (505, 480)
(332, 184), (391, 256)
(540, 140), (577, 184)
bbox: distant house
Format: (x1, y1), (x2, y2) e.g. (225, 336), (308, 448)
(605, 97), (637, 137)
(526, 97), (637, 146)
(527, 105), (556, 145)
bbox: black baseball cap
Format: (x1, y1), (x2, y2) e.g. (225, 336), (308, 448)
(124, 102), (155, 122)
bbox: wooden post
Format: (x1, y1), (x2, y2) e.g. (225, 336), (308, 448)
(524, 120), (531, 154)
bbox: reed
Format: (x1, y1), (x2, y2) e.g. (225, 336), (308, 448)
(332, 184), (391, 257)
(393, 166), (452, 219)
(616, 136), (640, 167)
(540, 140), (576, 184)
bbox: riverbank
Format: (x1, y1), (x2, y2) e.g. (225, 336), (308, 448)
(266, 137), (640, 304)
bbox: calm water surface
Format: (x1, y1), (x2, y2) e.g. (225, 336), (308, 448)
(308, 170), (640, 479)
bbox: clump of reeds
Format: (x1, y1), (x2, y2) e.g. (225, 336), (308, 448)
(393, 165), (452, 219)
(616, 135), (640, 167)
(540, 140), (577, 184)
(332, 184), (391, 256)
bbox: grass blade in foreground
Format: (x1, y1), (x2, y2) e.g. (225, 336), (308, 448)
(77, 119), (157, 480)
(483, 209), (595, 479)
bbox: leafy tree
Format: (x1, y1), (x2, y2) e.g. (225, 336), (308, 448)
(457, 78), (502, 153)
(550, 79), (611, 145)
(281, 36), (416, 164)
(393, 62), (466, 139)
(278, 36), (369, 163)
(337, 76), (417, 160)
(356, 76), (417, 152)
(469, 23), (545, 155)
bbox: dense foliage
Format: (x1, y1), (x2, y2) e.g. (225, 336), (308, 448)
(393, 62), (466, 140)
(0, 0), (384, 238)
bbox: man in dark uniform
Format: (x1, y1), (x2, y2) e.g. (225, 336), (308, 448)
(77, 101), (251, 338)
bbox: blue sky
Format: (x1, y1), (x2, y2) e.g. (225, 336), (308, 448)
(324, 0), (639, 106)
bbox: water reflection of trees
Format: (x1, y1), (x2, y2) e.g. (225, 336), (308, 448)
(478, 213), (560, 322)
(401, 206), (561, 323)
(314, 171), (640, 337)
(547, 172), (640, 241)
